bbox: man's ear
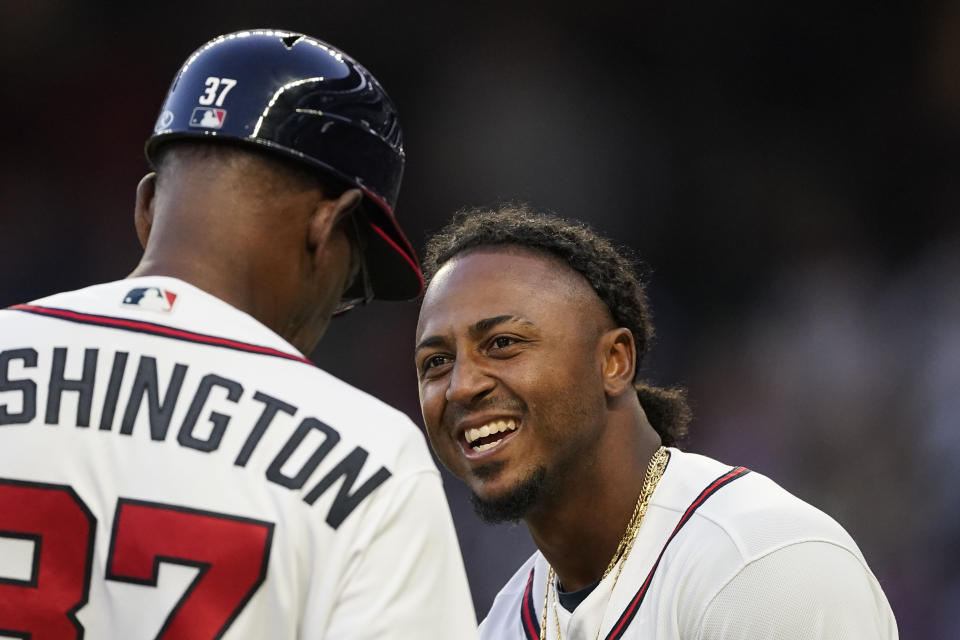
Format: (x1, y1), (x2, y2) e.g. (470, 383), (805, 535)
(306, 188), (363, 256)
(600, 327), (637, 397)
(134, 173), (157, 249)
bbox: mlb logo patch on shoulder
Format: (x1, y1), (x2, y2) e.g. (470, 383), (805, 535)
(189, 107), (226, 129)
(122, 287), (178, 312)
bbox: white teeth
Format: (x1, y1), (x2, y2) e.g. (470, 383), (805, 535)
(473, 439), (502, 452)
(464, 419), (519, 445)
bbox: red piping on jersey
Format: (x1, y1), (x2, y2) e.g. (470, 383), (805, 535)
(604, 466), (751, 640)
(8, 304), (315, 366)
(514, 464), (750, 639)
(521, 567), (541, 640)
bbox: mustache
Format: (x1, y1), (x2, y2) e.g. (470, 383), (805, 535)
(446, 396), (526, 424)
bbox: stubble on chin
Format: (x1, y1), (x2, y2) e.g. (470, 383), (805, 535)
(470, 465), (547, 524)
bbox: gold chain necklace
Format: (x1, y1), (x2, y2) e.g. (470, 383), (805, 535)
(539, 446), (669, 640)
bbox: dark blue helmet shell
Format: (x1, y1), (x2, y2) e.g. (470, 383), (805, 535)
(147, 30), (422, 301)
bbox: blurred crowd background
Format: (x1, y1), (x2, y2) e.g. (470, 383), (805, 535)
(1, 1), (957, 636)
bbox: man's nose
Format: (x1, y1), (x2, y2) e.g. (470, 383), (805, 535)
(445, 354), (495, 405)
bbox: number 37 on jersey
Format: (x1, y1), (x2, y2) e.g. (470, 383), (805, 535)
(0, 478), (273, 640)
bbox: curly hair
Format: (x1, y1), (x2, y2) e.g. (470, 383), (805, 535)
(422, 205), (691, 447)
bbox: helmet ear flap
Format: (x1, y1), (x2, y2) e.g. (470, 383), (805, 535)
(145, 29), (423, 302)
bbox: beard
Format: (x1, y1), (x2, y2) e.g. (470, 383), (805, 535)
(470, 465), (547, 523)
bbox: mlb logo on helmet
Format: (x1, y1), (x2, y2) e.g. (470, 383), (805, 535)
(189, 107), (226, 129)
(122, 287), (178, 312)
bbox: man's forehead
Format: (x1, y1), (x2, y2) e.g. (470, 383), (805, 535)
(417, 246), (604, 334)
(430, 247), (587, 298)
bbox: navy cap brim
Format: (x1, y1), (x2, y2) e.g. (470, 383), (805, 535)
(359, 188), (424, 300)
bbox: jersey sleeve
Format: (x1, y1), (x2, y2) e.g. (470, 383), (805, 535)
(322, 470), (479, 640)
(696, 540), (899, 640)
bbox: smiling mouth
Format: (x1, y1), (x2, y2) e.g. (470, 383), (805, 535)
(463, 419), (519, 453)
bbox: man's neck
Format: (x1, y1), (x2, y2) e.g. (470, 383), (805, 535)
(129, 255), (293, 337)
(524, 425), (662, 592)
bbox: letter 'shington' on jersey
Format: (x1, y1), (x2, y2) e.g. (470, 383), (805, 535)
(0, 277), (477, 639)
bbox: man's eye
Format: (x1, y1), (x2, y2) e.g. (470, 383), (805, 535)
(423, 355), (450, 371)
(491, 336), (517, 349)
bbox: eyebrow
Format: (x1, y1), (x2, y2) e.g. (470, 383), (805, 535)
(469, 315), (528, 338)
(414, 335), (447, 355)
(415, 315), (534, 355)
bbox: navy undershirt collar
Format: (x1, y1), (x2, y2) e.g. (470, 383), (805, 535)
(557, 577), (602, 612)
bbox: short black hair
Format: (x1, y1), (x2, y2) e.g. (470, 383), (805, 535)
(149, 139), (347, 198)
(422, 204), (691, 447)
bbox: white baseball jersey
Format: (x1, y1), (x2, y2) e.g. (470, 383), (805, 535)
(0, 276), (478, 640)
(481, 449), (898, 640)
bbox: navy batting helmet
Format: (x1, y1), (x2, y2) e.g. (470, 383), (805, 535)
(146, 29), (422, 306)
